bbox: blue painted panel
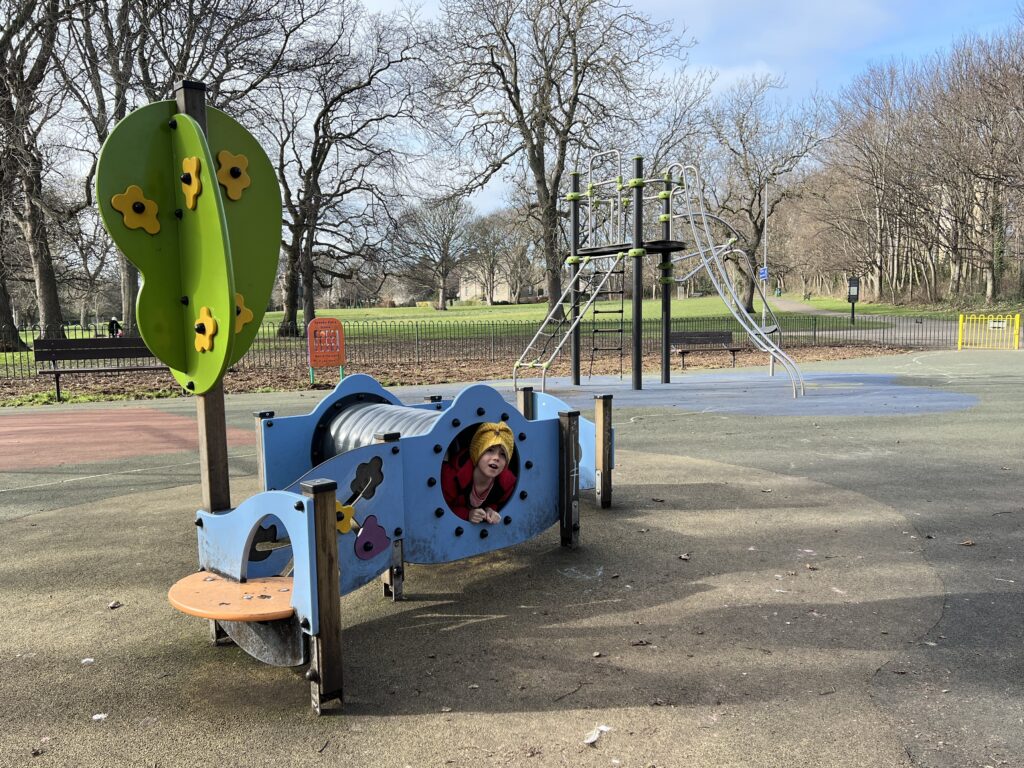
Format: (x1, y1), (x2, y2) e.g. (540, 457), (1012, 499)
(286, 444), (404, 597)
(261, 374), (402, 490)
(195, 491), (320, 635)
(401, 384), (560, 564)
(533, 391), (599, 491)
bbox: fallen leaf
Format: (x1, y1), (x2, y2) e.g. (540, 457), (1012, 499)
(468, 684), (479, 689)
(583, 725), (611, 746)
(91, 713), (108, 722)
(678, 553), (690, 561)
(805, 564), (819, 571)
(108, 601), (122, 610)
(592, 652), (603, 658)
(630, 639), (652, 647)
(440, 706), (453, 713)
(960, 540), (976, 547)
(761, 488), (773, 493)
(81, 658), (95, 665)
(651, 498), (665, 503)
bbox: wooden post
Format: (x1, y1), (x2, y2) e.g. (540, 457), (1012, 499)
(253, 411), (274, 490)
(175, 79), (231, 514)
(302, 479), (343, 714)
(517, 386), (535, 420)
(558, 410), (580, 549)
(594, 395), (613, 509)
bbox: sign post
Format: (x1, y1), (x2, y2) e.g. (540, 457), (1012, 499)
(848, 277), (859, 326)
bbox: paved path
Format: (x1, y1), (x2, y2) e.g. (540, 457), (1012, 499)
(1, 350), (1021, 767)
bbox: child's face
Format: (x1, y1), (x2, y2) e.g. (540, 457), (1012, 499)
(476, 445), (508, 478)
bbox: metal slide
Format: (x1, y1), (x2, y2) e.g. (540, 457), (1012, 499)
(667, 163), (805, 397)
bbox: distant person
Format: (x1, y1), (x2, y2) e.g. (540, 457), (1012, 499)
(108, 317), (122, 337)
(441, 422), (517, 524)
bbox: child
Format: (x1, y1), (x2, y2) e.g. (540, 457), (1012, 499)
(441, 422), (517, 524)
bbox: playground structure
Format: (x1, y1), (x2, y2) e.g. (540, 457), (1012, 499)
(168, 375), (613, 712)
(513, 153), (805, 397)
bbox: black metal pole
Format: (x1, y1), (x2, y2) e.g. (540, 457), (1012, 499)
(851, 303), (856, 325)
(569, 173), (581, 385)
(660, 171), (672, 384)
(631, 156), (644, 391)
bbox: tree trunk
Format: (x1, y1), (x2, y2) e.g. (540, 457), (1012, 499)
(539, 195), (563, 319)
(279, 239), (301, 336)
(301, 242), (316, 325)
(18, 166), (64, 339)
(436, 281), (447, 310)
(120, 257), (139, 334)
(0, 275), (27, 352)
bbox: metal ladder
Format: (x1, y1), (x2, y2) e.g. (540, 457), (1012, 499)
(513, 252), (626, 391)
(587, 258), (626, 379)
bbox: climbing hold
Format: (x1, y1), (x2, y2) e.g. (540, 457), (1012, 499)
(354, 514), (390, 560)
(216, 150), (251, 201)
(181, 156), (202, 210)
(234, 292), (254, 333)
(194, 306), (217, 353)
(110, 185), (160, 234)
(335, 502), (355, 535)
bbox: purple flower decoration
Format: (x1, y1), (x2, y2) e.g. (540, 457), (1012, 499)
(354, 514), (390, 560)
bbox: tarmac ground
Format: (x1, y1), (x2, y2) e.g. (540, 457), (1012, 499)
(1, 349), (1021, 767)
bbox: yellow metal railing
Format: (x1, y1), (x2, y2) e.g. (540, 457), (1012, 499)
(957, 313), (1021, 350)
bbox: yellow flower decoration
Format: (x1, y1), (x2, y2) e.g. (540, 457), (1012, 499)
(110, 185), (160, 234)
(216, 149), (251, 201)
(234, 292), (254, 333)
(181, 156), (202, 210)
(194, 306), (217, 353)
(335, 502), (356, 535)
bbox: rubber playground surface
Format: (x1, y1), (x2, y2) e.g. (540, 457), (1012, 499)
(1, 349), (1022, 767)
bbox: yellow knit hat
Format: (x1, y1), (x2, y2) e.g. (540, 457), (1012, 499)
(469, 422), (514, 465)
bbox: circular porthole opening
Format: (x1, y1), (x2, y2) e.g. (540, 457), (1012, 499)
(439, 422), (520, 526)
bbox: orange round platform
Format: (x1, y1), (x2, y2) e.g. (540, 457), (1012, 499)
(168, 572), (295, 622)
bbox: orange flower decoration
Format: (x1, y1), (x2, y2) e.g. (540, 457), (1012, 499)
(194, 306), (217, 353)
(110, 185), (160, 234)
(335, 502), (356, 535)
(216, 150), (251, 201)
(181, 156), (202, 210)
(234, 292), (254, 333)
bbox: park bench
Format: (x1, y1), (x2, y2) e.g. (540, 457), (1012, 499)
(33, 336), (165, 402)
(668, 330), (745, 369)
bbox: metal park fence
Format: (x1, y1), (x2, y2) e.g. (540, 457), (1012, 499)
(0, 312), (981, 381)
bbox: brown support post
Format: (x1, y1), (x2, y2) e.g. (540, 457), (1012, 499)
(594, 395), (613, 509)
(175, 79), (231, 514)
(375, 432), (405, 601)
(558, 411), (580, 549)
(517, 386), (535, 420)
(302, 478), (343, 714)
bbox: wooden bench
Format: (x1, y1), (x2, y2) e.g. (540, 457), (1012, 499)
(33, 336), (166, 401)
(668, 330), (745, 369)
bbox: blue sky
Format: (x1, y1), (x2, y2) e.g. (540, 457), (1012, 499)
(636, 0), (1018, 98)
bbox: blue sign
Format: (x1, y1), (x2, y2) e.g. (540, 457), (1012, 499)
(758, 267), (768, 280)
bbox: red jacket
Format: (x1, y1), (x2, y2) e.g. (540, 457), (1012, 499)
(440, 448), (516, 521)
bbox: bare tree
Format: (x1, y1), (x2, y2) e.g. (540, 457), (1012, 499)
(265, 1), (427, 330)
(395, 196), (475, 310)
(703, 74), (827, 312)
(433, 0), (685, 315)
(0, 0), (76, 338)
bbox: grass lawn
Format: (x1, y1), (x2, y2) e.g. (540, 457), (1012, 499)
(784, 293), (1020, 318)
(264, 295), (780, 325)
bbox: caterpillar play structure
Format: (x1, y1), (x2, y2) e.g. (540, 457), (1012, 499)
(94, 83), (615, 714)
(168, 375), (614, 712)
